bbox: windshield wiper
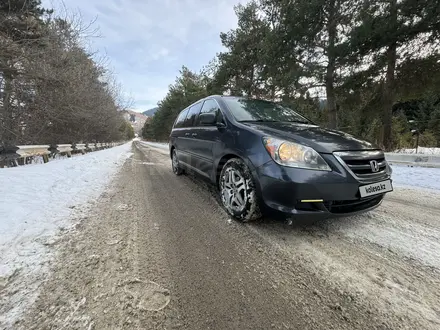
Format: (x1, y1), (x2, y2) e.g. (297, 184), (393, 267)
(239, 119), (310, 124)
(282, 120), (310, 124)
(238, 119), (278, 123)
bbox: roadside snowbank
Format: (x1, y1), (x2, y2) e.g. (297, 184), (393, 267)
(0, 142), (132, 327)
(140, 141), (169, 150)
(394, 147), (440, 155)
(391, 164), (440, 191)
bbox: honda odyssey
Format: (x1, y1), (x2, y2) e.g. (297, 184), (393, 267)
(169, 96), (393, 221)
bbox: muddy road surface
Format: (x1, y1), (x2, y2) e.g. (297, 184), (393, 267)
(16, 142), (440, 329)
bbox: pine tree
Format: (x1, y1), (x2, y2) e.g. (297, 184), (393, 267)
(0, 0), (51, 146)
(347, 0), (440, 149)
(144, 67), (208, 141)
(259, 0), (357, 128)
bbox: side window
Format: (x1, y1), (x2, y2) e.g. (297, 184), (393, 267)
(174, 109), (189, 128)
(197, 99), (223, 126)
(182, 102), (202, 127)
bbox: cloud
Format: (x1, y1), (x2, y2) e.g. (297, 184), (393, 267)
(43, 0), (241, 112)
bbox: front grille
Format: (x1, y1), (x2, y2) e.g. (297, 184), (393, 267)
(323, 195), (384, 214)
(334, 150), (389, 182)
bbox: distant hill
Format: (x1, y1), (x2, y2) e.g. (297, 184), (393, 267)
(142, 107), (159, 116)
(121, 110), (148, 134)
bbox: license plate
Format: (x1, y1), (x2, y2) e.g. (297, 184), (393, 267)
(359, 180), (393, 198)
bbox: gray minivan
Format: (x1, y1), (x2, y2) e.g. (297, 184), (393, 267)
(169, 95), (393, 221)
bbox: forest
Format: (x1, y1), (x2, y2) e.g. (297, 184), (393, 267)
(143, 0), (440, 150)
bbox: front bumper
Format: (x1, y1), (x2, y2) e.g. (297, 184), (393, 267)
(254, 156), (391, 218)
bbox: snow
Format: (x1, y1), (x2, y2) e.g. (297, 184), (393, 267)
(394, 147), (440, 155)
(390, 164), (440, 191)
(140, 141), (169, 150)
(0, 143), (132, 325)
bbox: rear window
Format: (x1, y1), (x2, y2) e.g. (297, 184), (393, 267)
(174, 109), (189, 128)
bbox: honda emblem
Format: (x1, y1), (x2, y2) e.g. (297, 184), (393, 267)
(370, 160), (379, 173)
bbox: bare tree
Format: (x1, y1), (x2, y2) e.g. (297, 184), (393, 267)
(0, 2), (132, 149)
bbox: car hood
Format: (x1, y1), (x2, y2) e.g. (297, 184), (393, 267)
(241, 122), (377, 153)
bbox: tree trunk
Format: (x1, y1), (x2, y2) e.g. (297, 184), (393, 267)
(382, 0), (397, 150)
(326, 0), (337, 129)
(248, 64), (255, 97)
(271, 83), (276, 101)
(1, 70), (14, 146)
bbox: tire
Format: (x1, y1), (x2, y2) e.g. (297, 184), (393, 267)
(171, 149), (184, 175)
(219, 158), (262, 222)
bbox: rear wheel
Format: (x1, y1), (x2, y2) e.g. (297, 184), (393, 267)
(219, 158), (262, 222)
(171, 149), (184, 175)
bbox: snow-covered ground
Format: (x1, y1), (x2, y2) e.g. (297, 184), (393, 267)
(140, 141), (169, 150)
(394, 147), (440, 155)
(391, 164), (440, 191)
(0, 142), (132, 326)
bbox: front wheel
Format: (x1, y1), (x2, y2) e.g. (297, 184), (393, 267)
(219, 158), (262, 222)
(171, 149), (184, 175)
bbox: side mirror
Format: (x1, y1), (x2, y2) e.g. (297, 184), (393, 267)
(199, 112), (217, 125)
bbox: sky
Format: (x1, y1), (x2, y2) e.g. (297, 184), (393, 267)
(42, 0), (242, 112)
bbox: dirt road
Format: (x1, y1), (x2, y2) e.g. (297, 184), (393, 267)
(16, 142), (440, 329)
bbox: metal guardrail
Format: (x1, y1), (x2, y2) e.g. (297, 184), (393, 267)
(0, 142), (125, 168)
(385, 153), (440, 168)
(16, 145), (51, 157)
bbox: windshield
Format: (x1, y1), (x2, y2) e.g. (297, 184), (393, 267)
(223, 97), (311, 124)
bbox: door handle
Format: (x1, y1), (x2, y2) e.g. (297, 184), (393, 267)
(191, 133), (197, 137)
(185, 133), (190, 136)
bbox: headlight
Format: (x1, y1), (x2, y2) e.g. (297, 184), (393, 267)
(262, 137), (331, 171)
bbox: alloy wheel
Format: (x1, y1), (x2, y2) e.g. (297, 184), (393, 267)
(172, 150), (179, 174)
(221, 167), (247, 212)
